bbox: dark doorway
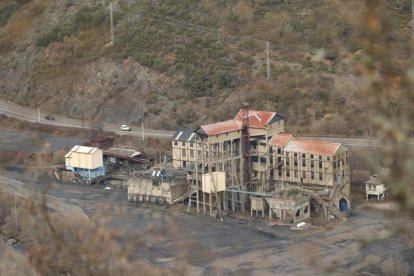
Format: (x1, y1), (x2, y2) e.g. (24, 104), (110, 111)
(339, 198), (349, 212)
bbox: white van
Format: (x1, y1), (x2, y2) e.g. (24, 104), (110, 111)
(121, 124), (131, 131)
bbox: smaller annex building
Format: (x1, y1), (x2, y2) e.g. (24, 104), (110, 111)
(65, 146), (105, 180)
(171, 128), (196, 169)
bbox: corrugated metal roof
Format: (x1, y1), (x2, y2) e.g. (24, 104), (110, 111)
(172, 128), (195, 141)
(234, 109), (276, 126)
(365, 175), (383, 185)
(199, 109), (284, 136)
(201, 119), (243, 136)
(284, 139), (341, 155)
(187, 133), (195, 141)
(245, 114), (266, 129)
(65, 145), (97, 157)
(271, 133), (295, 147)
(106, 148), (141, 158)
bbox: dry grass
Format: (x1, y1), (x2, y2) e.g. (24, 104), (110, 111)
(0, 186), (187, 275)
(0, 0), (48, 52)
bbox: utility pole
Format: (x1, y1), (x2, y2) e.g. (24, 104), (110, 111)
(266, 41), (270, 80)
(412, 0), (414, 37)
(109, 2), (115, 44)
(142, 122), (145, 140)
(14, 195), (18, 233)
(37, 107), (40, 123)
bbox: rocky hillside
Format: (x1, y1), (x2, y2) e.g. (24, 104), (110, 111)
(0, 0), (411, 134)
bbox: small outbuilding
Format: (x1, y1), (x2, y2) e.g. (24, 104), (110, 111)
(65, 146), (105, 181)
(266, 191), (311, 224)
(365, 175), (387, 200)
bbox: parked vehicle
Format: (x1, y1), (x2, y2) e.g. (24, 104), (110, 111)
(45, 114), (55, 120)
(121, 124), (131, 131)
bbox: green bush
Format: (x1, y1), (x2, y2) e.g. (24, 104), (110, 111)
(36, 26), (63, 47)
(36, 6), (108, 48)
(0, 2), (17, 26)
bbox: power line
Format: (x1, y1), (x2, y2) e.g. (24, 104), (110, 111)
(115, 9), (273, 53)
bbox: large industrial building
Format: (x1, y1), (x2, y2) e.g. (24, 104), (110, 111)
(170, 108), (351, 223)
(65, 146), (105, 181)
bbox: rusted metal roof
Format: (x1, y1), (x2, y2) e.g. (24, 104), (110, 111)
(234, 109), (277, 126)
(284, 139), (341, 155)
(244, 114), (266, 129)
(270, 133), (295, 147)
(201, 119), (243, 136)
(199, 109), (283, 136)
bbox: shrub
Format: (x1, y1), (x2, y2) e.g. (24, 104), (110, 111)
(0, 3), (17, 26)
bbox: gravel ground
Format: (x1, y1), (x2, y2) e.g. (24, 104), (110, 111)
(0, 129), (83, 153)
(1, 130), (413, 275)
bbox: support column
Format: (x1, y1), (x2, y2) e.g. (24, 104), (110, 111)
(223, 191), (227, 212)
(266, 135), (270, 191)
(209, 193), (213, 217)
(203, 192), (206, 214)
(232, 191), (236, 211)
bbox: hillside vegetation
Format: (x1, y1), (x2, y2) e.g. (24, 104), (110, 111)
(0, 0), (411, 134)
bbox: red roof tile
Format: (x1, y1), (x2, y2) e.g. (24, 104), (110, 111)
(284, 139), (341, 155)
(200, 109), (280, 136)
(201, 119), (243, 136)
(234, 109), (276, 126)
(244, 114), (266, 129)
(271, 133), (295, 147)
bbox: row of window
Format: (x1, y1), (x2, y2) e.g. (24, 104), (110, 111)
(173, 141), (196, 147)
(179, 149), (201, 157)
(278, 170), (324, 180)
(276, 170), (347, 180)
(277, 149), (328, 160)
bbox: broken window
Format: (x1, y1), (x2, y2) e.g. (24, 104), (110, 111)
(174, 141), (178, 146)
(302, 159), (306, 167)
(286, 170), (290, 177)
(294, 159), (298, 167)
(277, 148), (281, 154)
(319, 161), (322, 169)
(311, 160), (314, 168)
(319, 173), (323, 180)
